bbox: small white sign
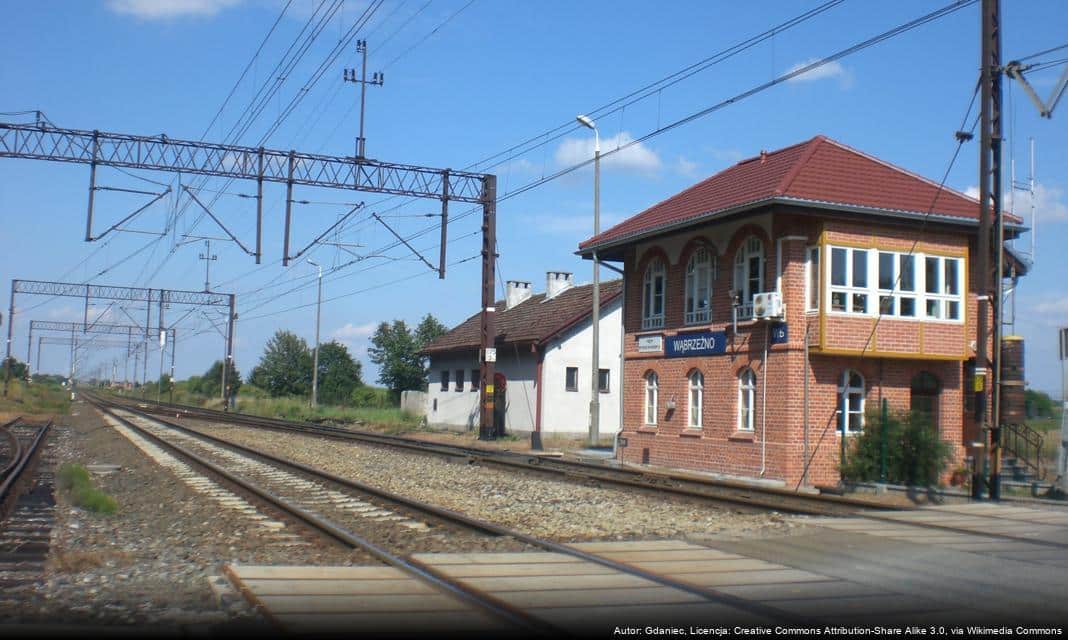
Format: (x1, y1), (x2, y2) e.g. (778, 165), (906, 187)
(159, 330), (167, 348)
(637, 335), (663, 353)
(484, 347), (497, 363)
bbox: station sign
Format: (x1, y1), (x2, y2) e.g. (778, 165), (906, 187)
(636, 335), (663, 353)
(769, 322), (788, 345)
(666, 330), (727, 358)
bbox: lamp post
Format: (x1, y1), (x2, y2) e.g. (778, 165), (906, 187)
(307, 259), (323, 409)
(577, 114), (601, 448)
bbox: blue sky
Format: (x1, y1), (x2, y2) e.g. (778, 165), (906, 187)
(1, 0), (1066, 396)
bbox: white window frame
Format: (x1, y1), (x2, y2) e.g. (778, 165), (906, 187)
(644, 372), (659, 426)
(876, 251), (919, 318)
(825, 245), (965, 324)
(828, 246), (871, 315)
(733, 236), (765, 320)
(923, 255), (964, 321)
(838, 370), (865, 434)
(688, 370), (704, 429)
(642, 258), (666, 330)
(805, 246), (820, 312)
(737, 368), (756, 432)
(684, 247), (715, 325)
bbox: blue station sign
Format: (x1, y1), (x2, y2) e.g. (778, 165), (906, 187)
(769, 322), (788, 345)
(666, 330), (727, 358)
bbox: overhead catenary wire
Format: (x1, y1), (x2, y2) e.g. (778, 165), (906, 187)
(225, 0), (979, 325)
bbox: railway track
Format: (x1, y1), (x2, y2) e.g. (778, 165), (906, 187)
(94, 392), (885, 517)
(85, 394), (830, 633)
(0, 418), (56, 594)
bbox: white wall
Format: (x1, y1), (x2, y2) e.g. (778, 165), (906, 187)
(425, 351), (538, 433)
(541, 297), (622, 436)
(425, 352), (480, 431)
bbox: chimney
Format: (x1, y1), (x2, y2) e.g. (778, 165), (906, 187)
(760, 150), (768, 164)
(545, 271), (574, 300)
(506, 280), (532, 309)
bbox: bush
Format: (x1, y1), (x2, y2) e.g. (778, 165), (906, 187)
(351, 385), (391, 409)
(841, 409), (954, 487)
(57, 463), (119, 514)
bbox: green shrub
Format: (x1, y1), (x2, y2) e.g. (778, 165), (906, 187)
(57, 463), (119, 514)
(841, 409), (954, 487)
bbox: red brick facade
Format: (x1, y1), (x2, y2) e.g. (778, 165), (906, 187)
(616, 207), (987, 487)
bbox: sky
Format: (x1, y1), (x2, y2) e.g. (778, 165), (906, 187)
(1, 0), (1066, 397)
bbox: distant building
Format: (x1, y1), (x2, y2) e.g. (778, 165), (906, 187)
(577, 135), (1027, 487)
(422, 272), (622, 438)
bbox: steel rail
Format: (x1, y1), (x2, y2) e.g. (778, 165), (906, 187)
(0, 421), (52, 514)
(0, 417), (24, 479)
(91, 393), (825, 627)
(88, 398), (558, 636)
(114, 394), (886, 516)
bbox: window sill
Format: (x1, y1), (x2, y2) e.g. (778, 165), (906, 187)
(728, 431), (755, 442)
(680, 429), (703, 438)
(636, 426), (658, 434)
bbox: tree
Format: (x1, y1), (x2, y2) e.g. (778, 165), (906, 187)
(367, 320), (424, 399)
(415, 314), (448, 350)
(199, 360), (242, 398)
(3, 357), (29, 381)
(248, 330), (312, 397)
(315, 341), (362, 405)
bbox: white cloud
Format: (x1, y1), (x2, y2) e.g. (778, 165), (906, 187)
(785, 59), (852, 88)
(554, 131), (662, 174)
(675, 155), (699, 178)
(526, 212), (624, 236)
(963, 183), (1066, 221)
(1033, 297), (1068, 316)
(332, 322), (377, 341)
(107, 0), (243, 20)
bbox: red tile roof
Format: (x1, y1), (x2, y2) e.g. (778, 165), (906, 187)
(580, 135), (1016, 250)
(422, 279), (623, 354)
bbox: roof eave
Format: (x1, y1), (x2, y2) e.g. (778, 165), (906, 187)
(577, 196), (1024, 256)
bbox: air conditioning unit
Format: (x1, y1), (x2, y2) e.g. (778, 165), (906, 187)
(752, 292), (783, 319)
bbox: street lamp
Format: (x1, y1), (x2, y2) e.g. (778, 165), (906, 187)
(307, 259), (323, 409)
(576, 114), (601, 448)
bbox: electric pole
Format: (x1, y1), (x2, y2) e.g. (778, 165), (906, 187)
(343, 40), (384, 159)
(199, 239), (217, 292)
(975, 0), (1003, 500)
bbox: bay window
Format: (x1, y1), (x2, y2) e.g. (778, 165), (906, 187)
(826, 245), (963, 322)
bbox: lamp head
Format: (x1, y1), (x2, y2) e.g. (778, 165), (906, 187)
(575, 114), (596, 130)
(307, 259), (319, 268)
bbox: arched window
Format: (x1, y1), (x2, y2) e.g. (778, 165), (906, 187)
(733, 236), (765, 319)
(838, 370), (865, 434)
(737, 368), (756, 431)
(642, 258), (666, 329)
(688, 370), (704, 429)
(644, 371), (659, 425)
(684, 247), (714, 324)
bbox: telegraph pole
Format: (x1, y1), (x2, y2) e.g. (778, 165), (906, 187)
(975, 0), (1003, 499)
(199, 240), (217, 292)
(343, 40), (383, 159)
(479, 176), (498, 440)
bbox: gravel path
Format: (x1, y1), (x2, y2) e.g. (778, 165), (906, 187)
(187, 419), (809, 542)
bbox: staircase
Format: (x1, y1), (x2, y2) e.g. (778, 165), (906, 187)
(1001, 422), (1046, 483)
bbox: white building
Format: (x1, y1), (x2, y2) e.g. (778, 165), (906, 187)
(422, 272), (622, 439)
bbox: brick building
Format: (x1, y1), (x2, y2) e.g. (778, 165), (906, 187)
(577, 135), (1025, 487)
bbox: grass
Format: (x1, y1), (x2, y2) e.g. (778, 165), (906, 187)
(57, 463), (119, 514)
(0, 380), (71, 420)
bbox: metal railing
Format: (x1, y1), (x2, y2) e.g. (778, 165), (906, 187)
(1002, 422), (1046, 480)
